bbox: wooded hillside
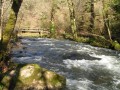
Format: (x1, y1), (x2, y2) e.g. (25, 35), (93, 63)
(1, 0), (120, 46)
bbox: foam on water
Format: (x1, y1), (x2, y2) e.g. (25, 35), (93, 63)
(63, 52), (120, 88)
(12, 56), (42, 63)
(66, 79), (93, 90)
(66, 78), (109, 90)
(21, 39), (31, 42)
(90, 54), (120, 73)
(63, 54), (120, 73)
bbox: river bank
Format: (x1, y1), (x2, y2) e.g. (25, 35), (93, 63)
(18, 31), (120, 51)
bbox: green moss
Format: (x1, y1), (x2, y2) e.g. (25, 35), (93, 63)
(50, 21), (56, 38)
(2, 10), (16, 51)
(89, 37), (110, 48)
(114, 43), (120, 50)
(49, 75), (65, 89)
(1, 64), (66, 90)
(0, 84), (4, 90)
(76, 37), (90, 43)
(63, 33), (74, 40)
(44, 70), (66, 89)
(18, 64), (42, 85)
(112, 41), (120, 50)
(90, 41), (104, 47)
(112, 41), (116, 46)
(1, 75), (11, 89)
(71, 19), (77, 39)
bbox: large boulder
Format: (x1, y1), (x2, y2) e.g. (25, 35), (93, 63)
(1, 64), (66, 90)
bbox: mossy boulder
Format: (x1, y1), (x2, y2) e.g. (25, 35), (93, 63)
(18, 64), (42, 84)
(44, 70), (66, 89)
(1, 64), (66, 90)
(112, 41), (120, 50)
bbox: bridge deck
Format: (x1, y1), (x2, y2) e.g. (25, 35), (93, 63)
(16, 28), (50, 37)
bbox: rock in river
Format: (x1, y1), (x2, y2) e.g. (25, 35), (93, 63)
(1, 64), (66, 90)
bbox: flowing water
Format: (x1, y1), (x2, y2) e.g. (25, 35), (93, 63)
(11, 38), (120, 90)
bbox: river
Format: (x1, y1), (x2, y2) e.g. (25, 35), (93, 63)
(11, 38), (120, 90)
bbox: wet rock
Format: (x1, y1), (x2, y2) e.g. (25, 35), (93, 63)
(1, 64), (66, 90)
(63, 52), (101, 60)
(117, 83), (120, 89)
(94, 76), (113, 85)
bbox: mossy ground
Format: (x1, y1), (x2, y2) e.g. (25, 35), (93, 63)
(63, 33), (112, 48)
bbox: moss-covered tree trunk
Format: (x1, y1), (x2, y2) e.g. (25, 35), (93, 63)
(0, 0), (23, 60)
(50, 0), (55, 38)
(0, 0), (4, 41)
(102, 0), (112, 41)
(67, 0), (77, 40)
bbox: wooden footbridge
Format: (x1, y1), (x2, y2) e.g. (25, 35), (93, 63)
(16, 28), (50, 37)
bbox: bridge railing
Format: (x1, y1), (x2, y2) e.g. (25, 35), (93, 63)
(16, 28), (49, 32)
(15, 28), (50, 37)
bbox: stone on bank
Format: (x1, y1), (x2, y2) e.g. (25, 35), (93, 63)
(1, 64), (66, 90)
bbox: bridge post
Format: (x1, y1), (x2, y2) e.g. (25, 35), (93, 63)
(16, 28), (50, 37)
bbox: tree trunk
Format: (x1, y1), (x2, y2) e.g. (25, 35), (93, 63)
(102, 0), (112, 41)
(90, 0), (95, 32)
(0, 0), (4, 41)
(67, 0), (77, 40)
(0, 0), (1, 40)
(50, 0), (55, 38)
(1, 0), (23, 51)
(0, 0), (23, 60)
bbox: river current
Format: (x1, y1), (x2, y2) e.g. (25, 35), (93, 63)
(11, 38), (120, 90)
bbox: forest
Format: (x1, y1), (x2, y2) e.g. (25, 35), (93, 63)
(0, 0), (120, 90)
